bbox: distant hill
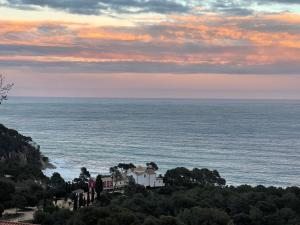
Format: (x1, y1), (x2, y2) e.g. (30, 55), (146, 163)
(0, 124), (49, 181)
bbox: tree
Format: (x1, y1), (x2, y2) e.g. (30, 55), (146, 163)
(95, 175), (103, 200)
(87, 191), (91, 206)
(109, 166), (122, 191)
(146, 162), (158, 171)
(0, 179), (15, 202)
(80, 167), (91, 181)
(33, 210), (47, 224)
(50, 172), (66, 198)
(79, 193), (84, 208)
(50, 172), (65, 188)
(13, 195), (28, 210)
(158, 216), (180, 225)
(164, 167), (193, 186)
(164, 167), (226, 187)
(73, 195), (78, 211)
(178, 207), (233, 225)
(117, 163), (136, 171)
(42, 199), (56, 213)
(115, 211), (139, 225)
(143, 216), (159, 225)
(0, 204), (4, 217)
(91, 188), (95, 203)
(0, 74), (14, 104)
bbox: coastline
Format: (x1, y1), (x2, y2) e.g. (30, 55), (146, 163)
(41, 158), (56, 170)
(43, 158), (298, 188)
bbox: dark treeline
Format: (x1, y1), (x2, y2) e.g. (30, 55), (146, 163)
(33, 167), (300, 225)
(0, 124), (49, 215)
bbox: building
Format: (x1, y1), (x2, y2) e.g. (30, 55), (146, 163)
(128, 165), (165, 188)
(102, 175), (127, 191)
(113, 174), (127, 190)
(89, 163), (164, 192)
(101, 176), (113, 191)
(87, 175), (127, 192)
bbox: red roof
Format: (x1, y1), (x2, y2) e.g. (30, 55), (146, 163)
(0, 221), (39, 225)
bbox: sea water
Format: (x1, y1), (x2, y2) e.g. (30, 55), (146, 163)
(1, 97), (300, 187)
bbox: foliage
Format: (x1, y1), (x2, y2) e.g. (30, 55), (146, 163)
(0, 124), (52, 210)
(164, 167), (226, 187)
(0, 74), (13, 104)
(124, 182), (148, 197)
(35, 167), (300, 225)
(13, 194), (28, 210)
(0, 204), (4, 217)
(109, 166), (122, 189)
(0, 124), (47, 181)
(80, 167), (91, 182)
(146, 162), (158, 171)
(50, 172), (66, 198)
(117, 163), (136, 171)
(0, 179), (15, 201)
(178, 207), (233, 225)
(95, 175), (103, 199)
(50, 173), (65, 188)
(34, 209), (72, 225)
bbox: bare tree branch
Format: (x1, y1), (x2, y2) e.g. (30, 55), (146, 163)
(0, 74), (14, 104)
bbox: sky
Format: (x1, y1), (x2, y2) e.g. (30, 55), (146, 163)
(1, 0), (300, 99)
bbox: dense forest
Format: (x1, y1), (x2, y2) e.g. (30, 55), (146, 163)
(0, 123), (47, 180)
(0, 124), (49, 211)
(33, 168), (300, 225)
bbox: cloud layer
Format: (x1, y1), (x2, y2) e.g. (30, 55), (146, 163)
(2, 0), (300, 16)
(1, 11), (300, 75)
(3, 0), (190, 15)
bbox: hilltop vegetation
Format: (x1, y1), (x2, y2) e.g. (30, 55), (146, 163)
(0, 124), (49, 211)
(0, 124), (47, 180)
(27, 167), (300, 225)
(34, 171), (300, 225)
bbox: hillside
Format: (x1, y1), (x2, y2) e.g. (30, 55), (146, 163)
(0, 123), (48, 180)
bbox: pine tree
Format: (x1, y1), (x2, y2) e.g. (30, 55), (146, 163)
(91, 188), (95, 203)
(95, 175), (103, 200)
(87, 191), (90, 206)
(73, 195), (78, 211)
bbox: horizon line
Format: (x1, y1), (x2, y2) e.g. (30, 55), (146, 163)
(8, 95), (300, 101)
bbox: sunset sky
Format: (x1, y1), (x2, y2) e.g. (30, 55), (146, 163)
(1, 0), (300, 99)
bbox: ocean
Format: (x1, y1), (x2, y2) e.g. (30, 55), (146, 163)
(1, 97), (300, 187)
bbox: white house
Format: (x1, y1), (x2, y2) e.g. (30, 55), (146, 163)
(128, 165), (165, 188)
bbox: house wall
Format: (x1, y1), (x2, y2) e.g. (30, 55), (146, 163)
(155, 178), (164, 187)
(137, 173), (149, 186)
(128, 172), (164, 187)
(149, 174), (156, 187)
(102, 177), (113, 191)
(113, 179), (127, 188)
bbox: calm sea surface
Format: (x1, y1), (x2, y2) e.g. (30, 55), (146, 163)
(1, 97), (300, 186)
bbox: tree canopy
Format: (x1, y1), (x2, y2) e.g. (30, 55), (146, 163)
(0, 74), (13, 104)
(164, 167), (226, 187)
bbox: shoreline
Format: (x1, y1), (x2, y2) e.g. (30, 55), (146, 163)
(43, 159), (299, 188)
(41, 159), (56, 170)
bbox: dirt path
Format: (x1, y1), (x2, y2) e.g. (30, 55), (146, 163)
(3, 207), (37, 222)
